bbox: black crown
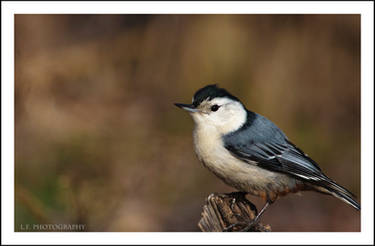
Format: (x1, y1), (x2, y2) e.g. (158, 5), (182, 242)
(192, 84), (239, 107)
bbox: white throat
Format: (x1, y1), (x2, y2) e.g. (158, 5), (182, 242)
(191, 98), (248, 180)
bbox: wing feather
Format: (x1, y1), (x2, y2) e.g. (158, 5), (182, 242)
(223, 111), (356, 199)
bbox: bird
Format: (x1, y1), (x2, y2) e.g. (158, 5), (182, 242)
(174, 84), (360, 231)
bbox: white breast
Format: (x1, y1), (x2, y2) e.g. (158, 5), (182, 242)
(193, 125), (298, 196)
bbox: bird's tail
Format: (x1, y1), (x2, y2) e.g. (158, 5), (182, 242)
(313, 178), (360, 210)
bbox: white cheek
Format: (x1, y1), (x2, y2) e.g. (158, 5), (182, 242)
(190, 100), (247, 135)
(212, 105), (247, 134)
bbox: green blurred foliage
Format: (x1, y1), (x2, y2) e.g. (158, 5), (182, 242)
(15, 14), (360, 232)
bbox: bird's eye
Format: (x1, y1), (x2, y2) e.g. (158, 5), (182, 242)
(211, 105), (220, 112)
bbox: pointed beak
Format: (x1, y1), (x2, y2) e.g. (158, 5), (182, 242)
(174, 103), (198, 113)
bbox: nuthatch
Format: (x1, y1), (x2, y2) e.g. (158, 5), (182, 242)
(175, 84), (360, 230)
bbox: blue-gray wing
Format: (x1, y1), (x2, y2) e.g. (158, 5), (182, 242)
(224, 138), (324, 181)
(223, 112), (354, 197)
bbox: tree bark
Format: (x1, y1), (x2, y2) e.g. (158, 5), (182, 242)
(198, 192), (271, 232)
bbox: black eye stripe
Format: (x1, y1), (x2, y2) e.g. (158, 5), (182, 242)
(211, 105), (220, 112)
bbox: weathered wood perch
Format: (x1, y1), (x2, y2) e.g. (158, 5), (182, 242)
(198, 192), (271, 232)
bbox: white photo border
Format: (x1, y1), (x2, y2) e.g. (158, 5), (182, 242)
(2, 1), (374, 245)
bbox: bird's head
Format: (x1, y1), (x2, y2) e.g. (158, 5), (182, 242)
(175, 84), (248, 135)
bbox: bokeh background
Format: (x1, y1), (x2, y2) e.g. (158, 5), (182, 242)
(15, 14), (360, 232)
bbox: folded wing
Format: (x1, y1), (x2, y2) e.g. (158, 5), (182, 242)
(223, 111), (359, 209)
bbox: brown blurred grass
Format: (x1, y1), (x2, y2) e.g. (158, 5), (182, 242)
(15, 14), (360, 231)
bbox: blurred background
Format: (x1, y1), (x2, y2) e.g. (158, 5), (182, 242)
(15, 14), (360, 232)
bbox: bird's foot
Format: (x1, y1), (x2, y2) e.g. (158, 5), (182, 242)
(219, 192), (260, 232)
(217, 192), (252, 211)
(223, 219), (257, 232)
(230, 192), (258, 215)
(239, 219), (258, 232)
(223, 222), (243, 232)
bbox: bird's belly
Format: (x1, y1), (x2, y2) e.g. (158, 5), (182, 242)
(193, 129), (302, 200)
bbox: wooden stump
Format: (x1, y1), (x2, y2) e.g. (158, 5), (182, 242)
(198, 192), (271, 232)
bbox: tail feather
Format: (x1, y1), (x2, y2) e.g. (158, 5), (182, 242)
(313, 180), (360, 210)
(322, 174), (357, 199)
(330, 188), (361, 210)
